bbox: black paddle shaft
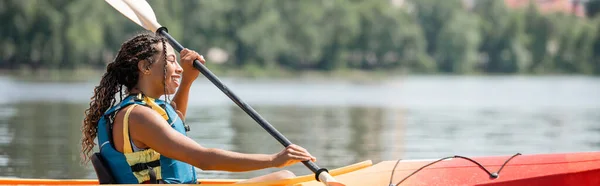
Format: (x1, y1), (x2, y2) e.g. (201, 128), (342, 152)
(156, 27), (327, 178)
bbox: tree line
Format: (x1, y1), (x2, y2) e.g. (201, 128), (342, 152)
(1, 0), (600, 75)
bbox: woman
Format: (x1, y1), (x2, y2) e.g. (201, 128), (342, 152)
(81, 33), (316, 184)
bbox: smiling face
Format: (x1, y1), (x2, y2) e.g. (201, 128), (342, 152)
(146, 43), (183, 96)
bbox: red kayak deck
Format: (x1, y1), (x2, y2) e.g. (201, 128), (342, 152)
(303, 151), (600, 186)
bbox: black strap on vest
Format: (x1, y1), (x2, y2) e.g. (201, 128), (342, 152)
(130, 160), (161, 184)
(148, 166), (158, 184)
(130, 160), (161, 172)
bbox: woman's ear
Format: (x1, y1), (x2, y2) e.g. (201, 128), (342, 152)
(138, 60), (151, 75)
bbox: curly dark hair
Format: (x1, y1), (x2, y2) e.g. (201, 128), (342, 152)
(80, 33), (168, 164)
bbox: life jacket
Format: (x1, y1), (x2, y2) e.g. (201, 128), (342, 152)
(96, 93), (197, 184)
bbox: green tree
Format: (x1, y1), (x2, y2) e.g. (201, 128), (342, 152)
(411, 0), (464, 57)
(64, 0), (114, 68)
(0, 1), (68, 69)
(435, 11), (481, 73)
(594, 17), (600, 75)
(185, 1), (289, 69)
(523, 2), (554, 73)
(586, 0), (600, 18)
(180, 1), (238, 67)
(273, 1), (328, 70)
(316, 0), (362, 71)
(337, 0), (433, 72)
(550, 14), (597, 74)
(474, 0), (531, 73)
(391, 11), (435, 73)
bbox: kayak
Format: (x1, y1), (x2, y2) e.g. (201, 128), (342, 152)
(304, 151), (600, 186)
(2, 151), (599, 185)
(0, 160), (372, 186)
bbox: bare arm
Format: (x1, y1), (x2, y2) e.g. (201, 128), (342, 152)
(172, 80), (192, 117)
(130, 106), (271, 171)
(128, 106), (315, 172)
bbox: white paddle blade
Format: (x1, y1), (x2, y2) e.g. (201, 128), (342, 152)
(318, 172), (346, 186)
(105, 0), (162, 32)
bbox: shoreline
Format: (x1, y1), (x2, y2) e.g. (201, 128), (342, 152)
(0, 67), (597, 83)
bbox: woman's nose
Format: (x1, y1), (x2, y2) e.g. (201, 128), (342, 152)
(175, 62), (183, 74)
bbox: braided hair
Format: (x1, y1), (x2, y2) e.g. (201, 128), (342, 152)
(81, 33), (168, 164)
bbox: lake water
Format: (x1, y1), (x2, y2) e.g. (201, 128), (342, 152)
(0, 75), (599, 180)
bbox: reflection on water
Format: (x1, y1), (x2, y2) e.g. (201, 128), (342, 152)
(0, 102), (91, 179)
(0, 76), (599, 179)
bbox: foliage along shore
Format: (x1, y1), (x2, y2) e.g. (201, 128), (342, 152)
(2, 0), (600, 75)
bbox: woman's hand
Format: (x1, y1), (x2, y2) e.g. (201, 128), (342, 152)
(271, 144), (317, 168)
(179, 48), (204, 83)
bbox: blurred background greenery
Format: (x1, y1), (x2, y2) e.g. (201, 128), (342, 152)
(2, 0), (600, 75)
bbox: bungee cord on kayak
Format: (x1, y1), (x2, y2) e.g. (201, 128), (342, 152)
(389, 153), (522, 186)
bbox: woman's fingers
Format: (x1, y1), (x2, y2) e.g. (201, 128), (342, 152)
(199, 55), (206, 63)
(273, 144), (317, 168)
(286, 144), (316, 162)
(290, 144), (316, 160)
(180, 48), (189, 56)
(180, 48), (205, 64)
(286, 149), (311, 161)
(182, 50), (195, 61)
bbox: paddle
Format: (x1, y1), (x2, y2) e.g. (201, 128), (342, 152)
(104, 0), (344, 185)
